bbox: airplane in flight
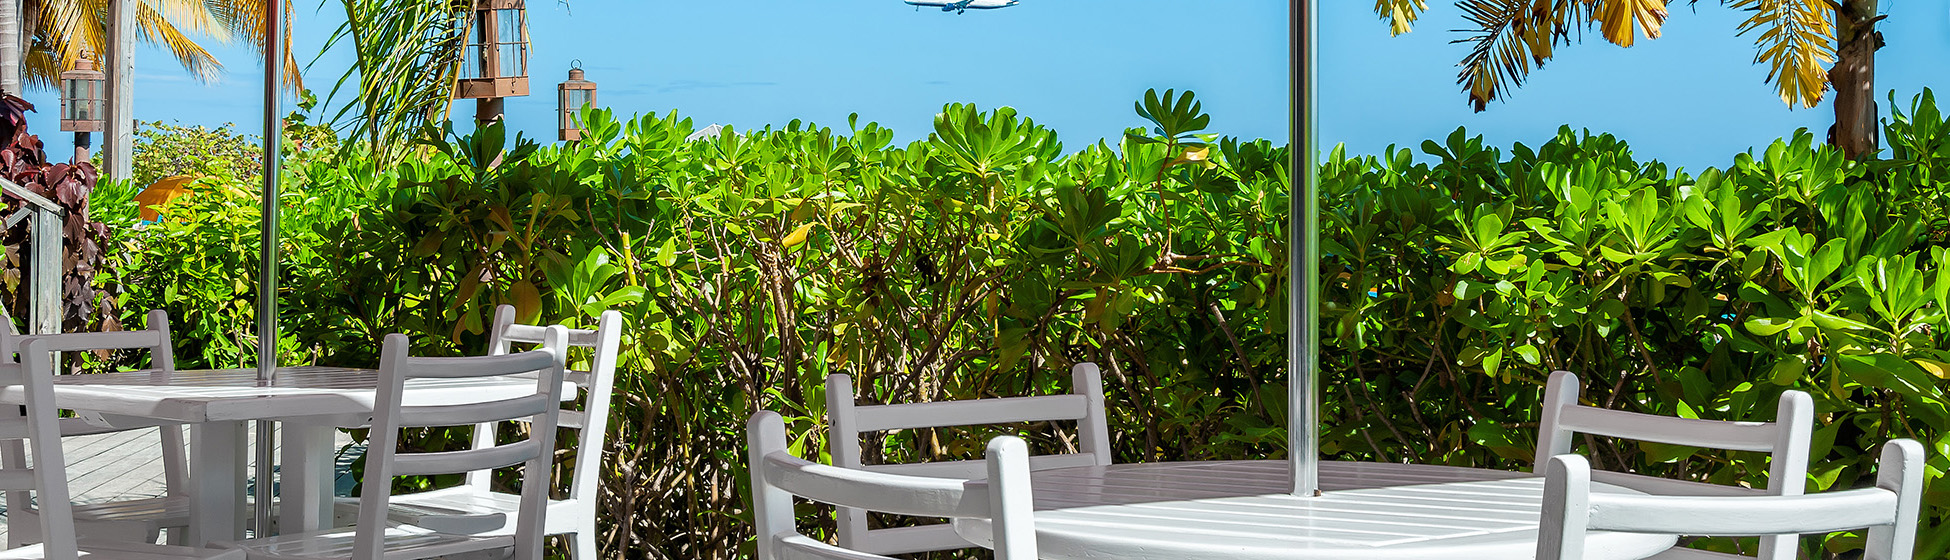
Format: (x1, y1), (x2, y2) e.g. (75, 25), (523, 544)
(905, 0), (1019, 14)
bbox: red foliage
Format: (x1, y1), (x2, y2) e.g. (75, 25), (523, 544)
(0, 93), (118, 332)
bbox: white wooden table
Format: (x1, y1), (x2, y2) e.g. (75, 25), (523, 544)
(0, 366), (560, 547)
(953, 460), (1678, 560)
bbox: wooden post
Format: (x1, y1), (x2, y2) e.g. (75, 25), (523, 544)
(29, 207), (57, 334)
(103, 0), (135, 181)
(474, 8), (502, 125)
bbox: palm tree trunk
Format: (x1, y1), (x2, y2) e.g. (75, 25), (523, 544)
(1829, 0), (1881, 160)
(0, 0), (20, 95)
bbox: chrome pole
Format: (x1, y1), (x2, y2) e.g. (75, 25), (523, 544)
(253, 0), (283, 536)
(1289, 0), (1320, 497)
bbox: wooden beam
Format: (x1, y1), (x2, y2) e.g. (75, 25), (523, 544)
(103, 0), (134, 181)
(0, 177), (58, 213)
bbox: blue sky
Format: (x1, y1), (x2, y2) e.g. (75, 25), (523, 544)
(20, 0), (1950, 171)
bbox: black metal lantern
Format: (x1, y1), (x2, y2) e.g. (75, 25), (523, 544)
(558, 64), (596, 141)
(457, 0), (529, 123)
(60, 58), (106, 133)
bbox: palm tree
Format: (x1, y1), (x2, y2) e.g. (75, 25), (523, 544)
(1376, 0), (1885, 159)
(13, 0), (300, 92)
(320, 0), (468, 162)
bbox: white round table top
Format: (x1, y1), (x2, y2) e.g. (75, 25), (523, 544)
(953, 460), (1677, 560)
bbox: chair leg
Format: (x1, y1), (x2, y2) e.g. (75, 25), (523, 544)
(571, 531), (596, 560)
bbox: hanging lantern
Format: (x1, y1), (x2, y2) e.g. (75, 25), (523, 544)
(456, 0), (530, 102)
(60, 58), (106, 133)
(558, 63), (596, 141)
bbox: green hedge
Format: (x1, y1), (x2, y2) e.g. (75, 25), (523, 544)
(74, 89), (1950, 559)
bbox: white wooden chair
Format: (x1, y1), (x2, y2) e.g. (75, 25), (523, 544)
(0, 337), (242, 560)
(825, 363), (1110, 555)
(221, 332), (567, 560)
(748, 411), (1037, 560)
(1536, 370), (1814, 560)
(332, 305), (621, 560)
(0, 310), (195, 546)
(1538, 439), (1923, 560)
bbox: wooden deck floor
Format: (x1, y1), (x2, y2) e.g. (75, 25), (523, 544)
(0, 426), (357, 542)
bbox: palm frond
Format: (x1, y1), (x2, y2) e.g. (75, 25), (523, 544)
(1374, 0), (1430, 36)
(207, 0), (302, 91)
(135, 3), (222, 82)
(1729, 0), (1834, 108)
(32, 0), (105, 70)
(18, 0), (299, 93)
(22, 49), (58, 90)
(1451, 0), (1584, 112)
(321, 0), (466, 162)
(1592, 0), (1670, 47)
(145, 0), (223, 41)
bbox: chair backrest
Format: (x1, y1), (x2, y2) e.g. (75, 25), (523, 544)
(356, 332), (567, 560)
(748, 411), (1035, 560)
(0, 339), (83, 560)
(1538, 439), (1923, 560)
(826, 363), (1108, 554)
(0, 309), (187, 540)
(467, 304), (622, 505)
(0, 309), (175, 371)
(1536, 370), (1813, 559)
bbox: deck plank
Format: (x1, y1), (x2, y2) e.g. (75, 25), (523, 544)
(0, 426), (357, 542)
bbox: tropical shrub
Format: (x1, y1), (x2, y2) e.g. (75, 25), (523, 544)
(127, 121), (263, 187)
(66, 89), (1950, 559)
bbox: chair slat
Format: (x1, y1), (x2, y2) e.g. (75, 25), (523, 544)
(0, 419), (31, 441)
(853, 395), (1088, 432)
(1588, 470), (1768, 498)
(393, 439), (544, 477)
(775, 534), (896, 560)
(10, 331), (164, 353)
(397, 394), (552, 427)
(1588, 490), (1899, 535)
(404, 351), (555, 378)
(557, 410), (585, 430)
(499, 324), (551, 345)
(762, 452), (985, 519)
(501, 325), (600, 347)
(866, 453), (1097, 480)
(866, 460), (983, 479)
(0, 467), (36, 491)
(842, 524), (964, 556)
(1558, 406), (1779, 452)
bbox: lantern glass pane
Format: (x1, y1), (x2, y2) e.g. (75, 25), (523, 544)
(63, 81), (77, 120)
(462, 11), (487, 79)
(565, 89), (589, 110)
(497, 9), (525, 77)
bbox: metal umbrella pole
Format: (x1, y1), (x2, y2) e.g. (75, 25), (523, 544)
(253, 0), (284, 536)
(1288, 0), (1320, 498)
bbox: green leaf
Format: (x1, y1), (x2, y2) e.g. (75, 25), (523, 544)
(657, 237), (678, 267)
(1744, 316), (1795, 337)
(1768, 354), (1808, 386)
